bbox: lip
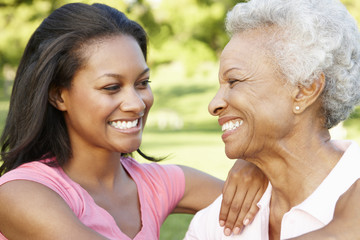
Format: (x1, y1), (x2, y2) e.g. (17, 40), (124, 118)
(218, 116), (241, 126)
(218, 116), (243, 141)
(222, 129), (236, 141)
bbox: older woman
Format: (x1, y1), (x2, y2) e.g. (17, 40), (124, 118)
(185, 0), (360, 239)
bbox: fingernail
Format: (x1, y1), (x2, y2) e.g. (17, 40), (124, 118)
(224, 228), (231, 236)
(233, 227), (241, 235)
(219, 220), (225, 227)
(243, 218), (250, 226)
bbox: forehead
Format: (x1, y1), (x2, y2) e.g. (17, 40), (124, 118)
(70, 35), (148, 85)
(81, 35), (146, 69)
(221, 30), (269, 66)
(219, 29), (286, 86)
(220, 28), (283, 77)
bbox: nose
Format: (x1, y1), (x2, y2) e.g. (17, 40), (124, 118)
(208, 88), (227, 116)
(120, 88), (146, 114)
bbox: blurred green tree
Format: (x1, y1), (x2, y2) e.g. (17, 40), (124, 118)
(0, 0), (243, 96)
(0, 0), (358, 97)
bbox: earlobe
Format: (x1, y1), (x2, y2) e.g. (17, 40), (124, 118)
(48, 87), (67, 111)
(292, 73), (325, 114)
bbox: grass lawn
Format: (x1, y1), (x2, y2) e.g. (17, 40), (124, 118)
(139, 130), (235, 180)
(138, 130), (236, 239)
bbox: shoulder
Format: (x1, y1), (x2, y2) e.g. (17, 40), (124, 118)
(0, 180), (70, 238)
(0, 160), (82, 214)
(1, 160), (66, 192)
(0, 180), (107, 239)
(184, 195), (224, 240)
(1, 160), (59, 180)
(1, 161), (52, 186)
(0, 179), (67, 207)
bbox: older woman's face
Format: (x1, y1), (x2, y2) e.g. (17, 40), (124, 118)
(208, 30), (296, 159)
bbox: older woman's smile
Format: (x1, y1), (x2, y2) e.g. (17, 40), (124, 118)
(218, 117), (245, 142)
(221, 119), (243, 132)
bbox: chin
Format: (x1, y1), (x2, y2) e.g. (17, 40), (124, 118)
(224, 151), (239, 160)
(116, 142), (141, 154)
(225, 148), (245, 160)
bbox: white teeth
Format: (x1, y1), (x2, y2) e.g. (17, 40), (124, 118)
(109, 119), (139, 130)
(132, 120), (137, 127)
(221, 120), (243, 132)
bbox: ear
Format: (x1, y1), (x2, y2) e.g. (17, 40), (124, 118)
(48, 87), (67, 111)
(292, 73), (325, 114)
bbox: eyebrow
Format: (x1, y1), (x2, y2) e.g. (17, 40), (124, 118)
(222, 67), (244, 78)
(97, 68), (150, 80)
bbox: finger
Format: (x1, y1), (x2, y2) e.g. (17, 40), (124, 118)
(242, 189), (263, 227)
(219, 182), (237, 226)
(230, 185), (262, 235)
(222, 188), (247, 236)
(229, 189), (254, 234)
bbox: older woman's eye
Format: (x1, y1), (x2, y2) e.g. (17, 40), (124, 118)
(228, 79), (240, 87)
(228, 78), (247, 88)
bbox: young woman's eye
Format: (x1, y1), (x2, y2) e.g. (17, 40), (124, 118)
(137, 79), (151, 88)
(103, 85), (120, 91)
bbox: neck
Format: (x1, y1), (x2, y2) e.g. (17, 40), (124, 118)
(62, 148), (124, 191)
(249, 126), (344, 209)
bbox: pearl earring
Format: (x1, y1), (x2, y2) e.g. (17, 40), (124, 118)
(295, 106), (300, 110)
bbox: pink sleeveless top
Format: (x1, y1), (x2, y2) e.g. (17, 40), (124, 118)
(0, 157), (185, 239)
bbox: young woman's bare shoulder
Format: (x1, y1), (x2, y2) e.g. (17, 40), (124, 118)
(0, 180), (107, 240)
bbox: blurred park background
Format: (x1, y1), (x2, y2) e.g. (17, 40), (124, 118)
(0, 0), (360, 239)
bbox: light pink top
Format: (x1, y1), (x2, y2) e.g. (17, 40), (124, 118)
(185, 140), (360, 240)
(0, 157), (185, 240)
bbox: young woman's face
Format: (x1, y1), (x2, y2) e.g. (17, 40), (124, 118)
(58, 35), (153, 154)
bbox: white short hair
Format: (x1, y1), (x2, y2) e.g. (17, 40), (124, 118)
(226, 0), (360, 128)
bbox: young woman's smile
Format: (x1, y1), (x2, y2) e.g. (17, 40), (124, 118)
(57, 35), (153, 154)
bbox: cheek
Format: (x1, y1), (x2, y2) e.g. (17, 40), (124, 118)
(141, 90), (154, 125)
(143, 89), (154, 110)
(228, 88), (257, 114)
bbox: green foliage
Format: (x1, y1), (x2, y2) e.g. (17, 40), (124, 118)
(349, 106), (360, 119)
(0, 1), (52, 66)
(160, 214), (193, 240)
(0, 100), (9, 133)
(341, 0), (360, 25)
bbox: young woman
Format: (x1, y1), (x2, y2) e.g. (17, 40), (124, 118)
(0, 3), (267, 239)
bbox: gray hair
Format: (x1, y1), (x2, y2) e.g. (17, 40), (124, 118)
(226, 0), (360, 129)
